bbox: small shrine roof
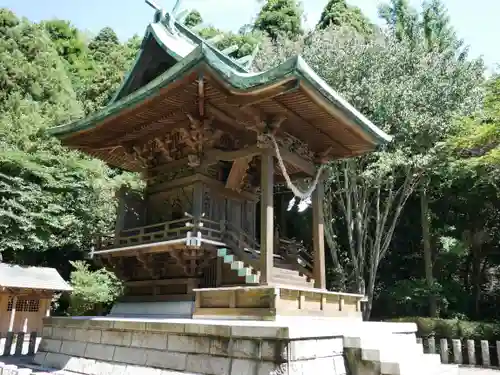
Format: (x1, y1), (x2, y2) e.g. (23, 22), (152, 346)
(0, 263), (73, 292)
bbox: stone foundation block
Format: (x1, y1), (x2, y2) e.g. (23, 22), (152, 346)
(44, 352), (71, 369)
(39, 338), (61, 353)
(131, 332), (168, 350)
(76, 328), (102, 343)
(112, 346), (148, 365)
(52, 327), (75, 341)
(145, 349), (187, 370)
(84, 343), (116, 361)
(167, 334), (210, 354)
(101, 330), (132, 347)
(232, 339), (258, 359)
(185, 354), (231, 374)
(230, 359), (257, 375)
(33, 351), (47, 365)
(61, 340), (87, 357)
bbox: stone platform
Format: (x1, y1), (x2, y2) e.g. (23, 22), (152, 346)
(30, 315), (457, 375)
(33, 316), (355, 375)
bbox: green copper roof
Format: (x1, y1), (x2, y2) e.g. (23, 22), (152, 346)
(109, 15), (251, 104)
(48, 43), (391, 145)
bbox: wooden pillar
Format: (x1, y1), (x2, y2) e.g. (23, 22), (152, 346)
(45, 298), (51, 317)
(260, 152), (274, 285)
(312, 177), (326, 289)
(8, 295), (17, 332)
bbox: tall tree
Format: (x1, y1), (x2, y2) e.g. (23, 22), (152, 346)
(256, 26), (484, 318)
(79, 27), (138, 114)
(379, 0), (464, 317)
(254, 0), (303, 40)
(317, 0), (374, 35)
(0, 9), (120, 266)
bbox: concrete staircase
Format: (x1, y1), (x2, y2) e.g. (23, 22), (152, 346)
(344, 330), (459, 375)
(216, 247), (313, 287)
(216, 247), (259, 284)
(271, 266), (314, 288)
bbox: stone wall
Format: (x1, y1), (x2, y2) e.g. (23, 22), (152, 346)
(34, 317), (347, 375)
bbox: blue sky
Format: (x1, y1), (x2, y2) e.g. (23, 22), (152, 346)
(2, 0), (498, 69)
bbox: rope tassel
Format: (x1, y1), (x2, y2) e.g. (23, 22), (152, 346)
(269, 134), (325, 212)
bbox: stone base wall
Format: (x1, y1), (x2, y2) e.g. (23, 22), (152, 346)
(34, 317), (347, 375)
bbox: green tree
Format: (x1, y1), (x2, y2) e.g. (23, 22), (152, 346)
(450, 75), (500, 169)
(254, 0), (303, 40)
(183, 10), (203, 28)
(0, 9), (120, 265)
(256, 26), (484, 318)
(68, 260), (123, 315)
(317, 0), (374, 35)
(79, 28), (139, 114)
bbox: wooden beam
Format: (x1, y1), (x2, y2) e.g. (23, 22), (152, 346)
(260, 150), (274, 285)
(274, 147), (316, 176)
(312, 176), (326, 289)
(148, 173), (259, 202)
(205, 146), (261, 163)
(225, 157), (252, 191)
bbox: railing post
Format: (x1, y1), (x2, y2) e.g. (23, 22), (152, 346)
(3, 332), (14, 356)
(452, 339), (463, 364)
(428, 337), (436, 354)
(15, 332), (24, 355)
(481, 340), (490, 367)
(28, 331), (37, 356)
(440, 338), (449, 364)
(467, 339), (475, 365)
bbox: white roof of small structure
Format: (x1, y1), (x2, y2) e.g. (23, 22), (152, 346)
(0, 263), (73, 292)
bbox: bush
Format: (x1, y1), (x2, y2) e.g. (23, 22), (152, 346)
(68, 260), (124, 316)
(390, 317), (500, 340)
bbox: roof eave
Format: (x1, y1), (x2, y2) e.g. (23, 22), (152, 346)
(49, 45), (391, 147)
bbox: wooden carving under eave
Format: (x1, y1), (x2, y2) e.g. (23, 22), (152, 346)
(180, 114), (222, 167)
(226, 157), (252, 192)
(124, 114), (223, 168)
(136, 253), (158, 280)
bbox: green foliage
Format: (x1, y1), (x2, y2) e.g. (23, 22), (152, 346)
(183, 10), (202, 28)
(449, 75), (500, 170)
(391, 317), (500, 340)
(197, 26), (261, 60)
(254, 0), (303, 40)
(0, 8), (138, 265)
(379, 0), (461, 54)
(68, 260), (123, 316)
(317, 0), (374, 35)
(79, 27), (138, 114)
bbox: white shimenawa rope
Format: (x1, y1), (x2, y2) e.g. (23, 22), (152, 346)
(269, 133), (326, 201)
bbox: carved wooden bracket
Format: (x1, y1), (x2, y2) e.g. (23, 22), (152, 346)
(136, 253), (158, 280)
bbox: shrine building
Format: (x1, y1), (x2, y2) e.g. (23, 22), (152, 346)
(48, 4), (391, 321)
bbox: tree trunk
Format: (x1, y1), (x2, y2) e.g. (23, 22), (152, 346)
(420, 188), (437, 317)
(471, 243), (482, 319)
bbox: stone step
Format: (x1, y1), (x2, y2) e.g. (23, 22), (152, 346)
(380, 353), (442, 374)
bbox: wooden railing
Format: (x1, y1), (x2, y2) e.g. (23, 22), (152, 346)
(94, 216), (314, 280)
(96, 217), (191, 250)
(198, 218), (224, 242)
